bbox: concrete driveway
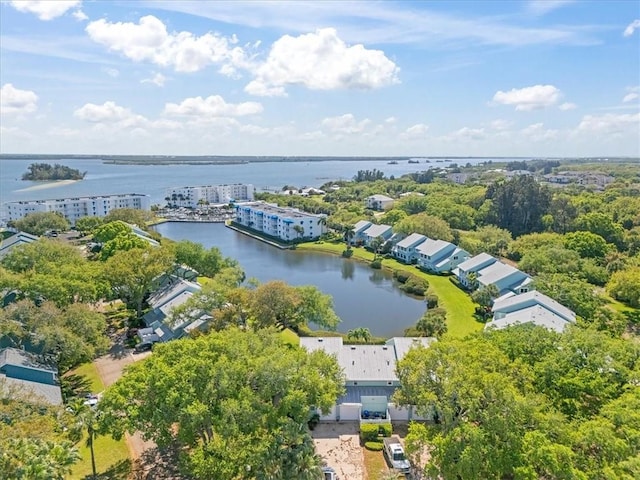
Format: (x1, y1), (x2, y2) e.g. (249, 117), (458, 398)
(94, 344), (154, 459)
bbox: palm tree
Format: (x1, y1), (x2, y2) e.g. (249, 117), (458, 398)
(343, 225), (355, 247)
(68, 400), (100, 479)
(293, 225), (304, 240)
(370, 236), (384, 258)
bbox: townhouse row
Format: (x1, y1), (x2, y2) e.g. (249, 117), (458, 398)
(351, 220), (576, 333)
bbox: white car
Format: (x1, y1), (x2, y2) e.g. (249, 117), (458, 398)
(321, 466), (338, 480)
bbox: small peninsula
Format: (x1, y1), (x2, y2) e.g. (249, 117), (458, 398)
(22, 162), (86, 181)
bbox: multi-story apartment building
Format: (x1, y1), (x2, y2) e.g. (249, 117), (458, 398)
(165, 184), (254, 208)
(233, 201), (327, 242)
(4, 193), (150, 225)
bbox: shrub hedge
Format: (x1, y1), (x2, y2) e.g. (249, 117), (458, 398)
(364, 441), (384, 451)
(360, 424), (380, 442)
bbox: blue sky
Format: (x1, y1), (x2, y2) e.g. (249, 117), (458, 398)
(1, 0), (638, 157)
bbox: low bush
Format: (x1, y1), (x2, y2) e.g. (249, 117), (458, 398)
(364, 441), (384, 451)
(379, 423), (393, 437)
(342, 249), (354, 258)
(370, 259), (382, 269)
(394, 271), (410, 283)
(360, 424), (380, 442)
(425, 294), (439, 309)
(399, 275), (429, 296)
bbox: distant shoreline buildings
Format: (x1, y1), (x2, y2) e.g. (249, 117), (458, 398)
(233, 201), (327, 242)
(4, 193), (150, 224)
(165, 184), (255, 208)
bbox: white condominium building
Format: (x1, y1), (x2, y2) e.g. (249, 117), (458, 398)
(234, 201), (327, 241)
(4, 193), (150, 225)
(165, 184), (254, 208)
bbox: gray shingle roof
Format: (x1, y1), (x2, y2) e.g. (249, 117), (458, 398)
(364, 224), (392, 238)
(492, 290), (575, 322)
(487, 305), (574, 333)
(0, 375), (63, 405)
(395, 233), (427, 249)
(416, 239), (453, 257)
(457, 252), (496, 272)
(478, 261), (526, 285)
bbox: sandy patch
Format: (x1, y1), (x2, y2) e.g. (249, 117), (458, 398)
(14, 179), (80, 192)
(313, 422), (365, 479)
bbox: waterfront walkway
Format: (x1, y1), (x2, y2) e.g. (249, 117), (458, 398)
(224, 222), (292, 250)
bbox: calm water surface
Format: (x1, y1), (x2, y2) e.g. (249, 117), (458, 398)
(154, 222), (427, 337)
(0, 157), (498, 206)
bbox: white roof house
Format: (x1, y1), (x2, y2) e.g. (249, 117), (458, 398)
(366, 194), (394, 211)
(476, 261), (532, 295)
(487, 291), (576, 332)
(417, 239), (469, 273)
(391, 233), (428, 263)
(300, 336), (436, 422)
(362, 224), (393, 248)
(456, 253), (497, 276)
(350, 220), (373, 246)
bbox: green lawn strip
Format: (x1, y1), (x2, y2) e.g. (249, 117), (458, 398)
(66, 362), (105, 393)
(363, 448), (390, 480)
(279, 327), (300, 346)
(298, 241), (482, 338)
(68, 433), (130, 480)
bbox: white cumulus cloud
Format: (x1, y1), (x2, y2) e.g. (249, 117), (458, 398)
(577, 112), (640, 134)
(401, 123), (430, 140)
(163, 95), (263, 117)
(74, 101), (135, 123)
(141, 73), (167, 87)
(493, 84), (562, 111)
(623, 92), (639, 103)
(321, 114), (371, 134)
(623, 19), (640, 37)
(86, 15), (248, 74)
(521, 122), (558, 141)
(72, 9), (88, 21)
(1, 83), (38, 114)
(559, 102), (577, 111)
(9, 0), (82, 20)
(245, 28), (399, 97)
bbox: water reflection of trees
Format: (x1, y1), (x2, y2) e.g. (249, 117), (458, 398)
(369, 269), (385, 284)
(341, 260), (355, 280)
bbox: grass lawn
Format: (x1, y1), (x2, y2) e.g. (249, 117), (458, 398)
(363, 448), (391, 480)
(298, 241), (482, 338)
(68, 433), (131, 480)
(279, 327), (300, 346)
(66, 362), (105, 393)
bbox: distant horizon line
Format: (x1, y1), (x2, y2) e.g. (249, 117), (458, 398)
(1, 154), (638, 160)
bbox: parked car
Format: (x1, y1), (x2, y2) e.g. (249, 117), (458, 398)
(133, 342), (153, 353)
(321, 466), (338, 480)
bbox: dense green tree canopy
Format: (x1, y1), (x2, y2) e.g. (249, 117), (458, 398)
(98, 329), (345, 479)
(102, 208), (153, 229)
(395, 213), (454, 242)
(11, 212), (70, 236)
(103, 246), (174, 317)
(21, 162), (85, 181)
(1, 239), (108, 306)
(564, 231), (612, 259)
(0, 381), (81, 479)
(395, 327), (640, 480)
(485, 175), (551, 237)
(0, 300), (109, 372)
(248, 280), (340, 330)
(74, 216), (104, 235)
(607, 266), (640, 308)
(173, 239), (238, 277)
